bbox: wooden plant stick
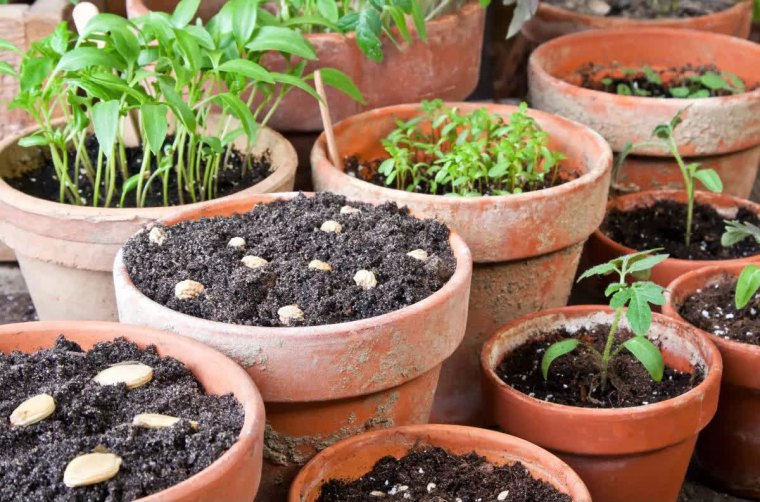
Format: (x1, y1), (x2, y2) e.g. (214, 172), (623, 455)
(313, 70), (342, 170)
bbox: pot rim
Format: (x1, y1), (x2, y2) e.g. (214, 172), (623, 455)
(0, 320), (265, 502)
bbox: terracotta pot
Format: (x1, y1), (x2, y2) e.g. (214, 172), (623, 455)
(0, 320), (265, 501)
(289, 424), (592, 501)
(663, 264), (760, 498)
(522, 0), (753, 45)
(112, 192), (473, 501)
(0, 121), (297, 322)
(481, 305), (722, 502)
(587, 189), (760, 287)
(126, 0), (486, 133)
(529, 27), (760, 198)
(310, 102), (612, 425)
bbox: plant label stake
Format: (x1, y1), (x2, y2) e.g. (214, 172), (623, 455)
(314, 70), (342, 171)
(72, 3), (101, 43)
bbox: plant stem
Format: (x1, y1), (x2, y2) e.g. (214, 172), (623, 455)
(600, 306), (624, 392)
(669, 135), (693, 246)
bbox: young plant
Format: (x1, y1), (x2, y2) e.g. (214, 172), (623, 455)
(721, 219), (760, 247)
(542, 250), (669, 392)
(735, 264), (760, 309)
(598, 65), (745, 99)
(377, 100), (565, 196)
(614, 111), (723, 246)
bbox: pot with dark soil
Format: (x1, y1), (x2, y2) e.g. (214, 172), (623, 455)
(289, 424), (591, 501)
(0, 320), (266, 501)
(311, 101), (611, 426)
(112, 192), (473, 501)
(530, 27), (760, 198)
(663, 263), (760, 498)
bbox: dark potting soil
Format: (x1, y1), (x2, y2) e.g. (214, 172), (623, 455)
(316, 446), (572, 502)
(122, 193), (456, 327)
(496, 325), (703, 408)
(542, 0), (735, 18)
(679, 277), (760, 345)
(602, 200), (760, 260)
(0, 335), (243, 501)
(6, 135), (271, 208)
(0, 292), (37, 324)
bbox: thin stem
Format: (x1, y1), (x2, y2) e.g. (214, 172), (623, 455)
(600, 306), (624, 392)
(669, 135), (693, 246)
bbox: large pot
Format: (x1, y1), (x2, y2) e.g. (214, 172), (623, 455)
(663, 264), (760, 498)
(289, 424), (592, 501)
(310, 102), (612, 425)
(112, 192), (473, 501)
(529, 27), (760, 198)
(0, 320), (265, 501)
(0, 121), (297, 321)
(481, 306), (722, 502)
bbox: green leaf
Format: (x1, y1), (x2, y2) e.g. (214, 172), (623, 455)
(80, 13), (132, 38)
(0, 61), (16, 78)
(410, 0), (427, 42)
(120, 172), (143, 207)
(722, 219), (760, 247)
(387, 6), (411, 43)
(246, 26), (316, 59)
(158, 80), (196, 131)
(693, 168), (723, 193)
(111, 26), (140, 65)
(56, 47), (125, 72)
(669, 86), (690, 98)
(356, 9), (383, 62)
(623, 336), (664, 382)
(271, 72), (321, 102)
(690, 89), (711, 99)
(626, 281), (665, 337)
(174, 28), (202, 72)
(317, 67), (365, 104)
(92, 100), (120, 158)
(282, 16), (340, 31)
(699, 71), (728, 91)
(171, 0), (200, 27)
(642, 65), (661, 85)
(616, 83), (632, 96)
(19, 57), (53, 93)
(230, 0), (259, 49)
(213, 93), (258, 141)
(627, 254), (669, 274)
(0, 37), (21, 54)
(140, 103), (168, 156)
(316, 0), (340, 22)
(218, 59), (274, 83)
(578, 262), (616, 281)
(736, 264), (760, 309)
(18, 134), (49, 147)
(541, 339), (580, 380)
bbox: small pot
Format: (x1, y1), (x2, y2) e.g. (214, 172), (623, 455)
(663, 264), (760, 498)
(481, 306), (722, 502)
(0, 120), (297, 321)
(586, 189), (760, 287)
(112, 192), (473, 501)
(289, 424), (592, 501)
(311, 102), (612, 425)
(529, 27), (760, 198)
(0, 320), (265, 501)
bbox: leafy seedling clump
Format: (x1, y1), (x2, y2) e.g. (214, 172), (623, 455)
(542, 0), (735, 19)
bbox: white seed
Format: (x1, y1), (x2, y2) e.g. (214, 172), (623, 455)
(426, 483), (436, 493)
(308, 260), (332, 272)
(148, 227), (166, 246)
(278, 305), (304, 325)
(227, 237), (246, 249)
(10, 393), (55, 426)
(353, 270), (377, 290)
(94, 363), (153, 389)
(369, 491), (386, 497)
(63, 453), (122, 487)
(340, 205), (360, 215)
(132, 413), (198, 430)
(498, 490), (509, 501)
(175, 280), (204, 300)
(406, 249), (429, 262)
(320, 220), (343, 233)
(241, 255), (268, 269)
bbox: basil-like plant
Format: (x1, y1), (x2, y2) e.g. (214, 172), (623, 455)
(735, 264), (760, 309)
(542, 250), (668, 392)
(0, 0), (362, 208)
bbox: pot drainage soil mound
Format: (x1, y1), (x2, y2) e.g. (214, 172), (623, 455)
(542, 0), (735, 18)
(679, 277), (760, 345)
(123, 193), (456, 327)
(316, 446), (572, 502)
(602, 200), (760, 260)
(0, 335), (243, 501)
(496, 325), (703, 408)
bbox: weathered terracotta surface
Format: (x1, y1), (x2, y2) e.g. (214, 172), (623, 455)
(522, 0), (752, 44)
(126, 0), (486, 133)
(587, 190), (760, 287)
(290, 424), (592, 501)
(311, 102), (611, 424)
(481, 306), (722, 502)
(663, 264), (760, 498)
(0, 321), (265, 501)
(112, 192), (473, 501)
(0, 121), (297, 321)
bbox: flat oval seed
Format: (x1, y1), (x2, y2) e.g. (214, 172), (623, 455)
(63, 453), (122, 488)
(94, 363), (153, 389)
(308, 259), (332, 271)
(406, 249), (429, 262)
(227, 237), (246, 249)
(278, 305), (304, 325)
(340, 205), (360, 215)
(241, 255), (268, 269)
(320, 220), (342, 233)
(148, 227), (166, 246)
(10, 393), (55, 426)
(175, 279), (204, 300)
(353, 270), (377, 290)
(133, 413), (199, 429)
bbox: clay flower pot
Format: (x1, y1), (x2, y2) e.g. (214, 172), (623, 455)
(289, 424), (592, 501)
(0, 121), (297, 322)
(586, 189), (760, 287)
(310, 102), (612, 425)
(126, 0), (486, 133)
(663, 264), (760, 498)
(529, 27), (760, 199)
(0, 320), (265, 501)
(480, 305), (722, 502)
(112, 192), (473, 501)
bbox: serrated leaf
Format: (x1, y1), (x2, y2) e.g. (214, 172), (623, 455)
(693, 168), (723, 193)
(627, 254), (669, 274)
(577, 262), (616, 281)
(92, 100), (120, 158)
(736, 264), (760, 309)
(623, 336), (664, 382)
(541, 339), (580, 380)
(626, 281), (665, 337)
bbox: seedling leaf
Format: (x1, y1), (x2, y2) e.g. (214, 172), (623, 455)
(693, 169), (723, 193)
(541, 339), (580, 380)
(622, 336), (664, 382)
(736, 264), (760, 309)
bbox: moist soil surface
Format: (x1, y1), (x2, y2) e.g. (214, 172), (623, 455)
(7, 135), (271, 208)
(496, 325), (703, 408)
(602, 200), (760, 260)
(679, 276), (760, 345)
(543, 0), (735, 18)
(0, 335), (243, 501)
(123, 193), (456, 327)
(316, 446), (572, 502)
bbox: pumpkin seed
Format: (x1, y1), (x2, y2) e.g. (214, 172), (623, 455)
(320, 220), (342, 233)
(175, 279), (205, 300)
(353, 270), (377, 290)
(94, 363), (153, 389)
(406, 249), (429, 262)
(132, 413), (198, 429)
(278, 305), (304, 325)
(10, 393), (55, 426)
(227, 237), (246, 249)
(308, 259), (332, 271)
(241, 255), (268, 269)
(63, 453), (122, 487)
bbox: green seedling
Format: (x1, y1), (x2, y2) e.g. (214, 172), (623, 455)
(721, 219), (760, 247)
(542, 250), (668, 392)
(735, 264), (760, 309)
(600, 65), (745, 99)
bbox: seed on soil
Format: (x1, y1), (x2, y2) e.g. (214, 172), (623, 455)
(340, 205), (360, 215)
(227, 237), (246, 249)
(132, 413), (198, 429)
(278, 305), (304, 325)
(148, 227), (166, 246)
(308, 260), (332, 271)
(241, 255), (268, 269)
(369, 491), (386, 497)
(63, 452), (122, 488)
(498, 490), (509, 500)
(94, 363), (153, 389)
(320, 220), (343, 233)
(353, 270), (377, 290)
(10, 393), (55, 426)
(175, 279), (205, 300)
(406, 249), (429, 262)
(426, 483), (436, 493)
